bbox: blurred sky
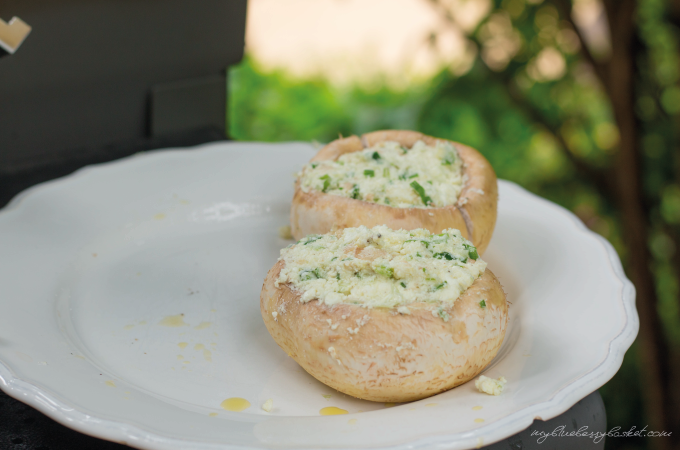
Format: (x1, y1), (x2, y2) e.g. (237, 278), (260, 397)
(245, 0), (488, 85)
(244, 0), (607, 86)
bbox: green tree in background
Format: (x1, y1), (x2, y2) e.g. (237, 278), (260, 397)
(229, 1), (680, 448)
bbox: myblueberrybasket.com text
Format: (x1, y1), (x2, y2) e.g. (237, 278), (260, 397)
(531, 425), (672, 444)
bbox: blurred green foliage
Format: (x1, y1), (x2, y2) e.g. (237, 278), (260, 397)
(229, 0), (680, 448)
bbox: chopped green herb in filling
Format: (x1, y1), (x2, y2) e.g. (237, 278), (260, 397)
(350, 185), (361, 199)
(277, 225), (486, 311)
(464, 243), (479, 260)
(479, 299), (486, 308)
(298, 140), (465, 208)
(410, 181), (433, 206)
(433, 252), (454, 260)
(375, 265), (394, 278)
(319, 174), (331, 193)
(301, 235), (322, 245)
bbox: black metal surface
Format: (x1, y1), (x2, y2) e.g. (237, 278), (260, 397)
(150, 74), (227, 137)
(0, 389), (127, 450)
(0, 0), (247, 173)
(0, 126), (226, 208)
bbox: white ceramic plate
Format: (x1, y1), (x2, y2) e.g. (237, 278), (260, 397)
(0, 141), (637, 450)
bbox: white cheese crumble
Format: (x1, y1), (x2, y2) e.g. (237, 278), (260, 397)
(298, 140), (465, 208)
(475, 376), (507, 395)
(261, 398), (273, 412)
(277, 225), (485, 310)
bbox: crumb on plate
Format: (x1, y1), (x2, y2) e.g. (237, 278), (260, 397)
(475, 375), (507, 395)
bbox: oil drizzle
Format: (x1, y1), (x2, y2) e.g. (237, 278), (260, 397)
(194, 322), (212, 330)
(474, 418), (485, 423)
(178, 342), (188, 349)
(320, 407), (348, 416)
(105, 380), (116, 388)
(472, 406), (483, 411)
(159, 315), (188, 327)
(221, 398), (251, 412)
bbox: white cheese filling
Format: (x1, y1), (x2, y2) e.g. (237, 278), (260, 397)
(475, 375), (507, 395)
(276, 225), (486, 310)
(298, 140), (465, 208)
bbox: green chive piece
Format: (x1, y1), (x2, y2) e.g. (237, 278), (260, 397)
(375, 265), (394, 278)
(372, 151), (381, 160)
(464, 243), (479, 260)
(311, 163), (319, 169)
(300, 269), (319, 281)
(350, 185), (361, 199)
(433, 252), (454, 260)
(480, 299), (486, 309)
(408, 173), (419, 179)
(437, 309), (450, 322)
(364, 169), (375, 177)
(400, 282), (406, 288)
(319, 174), (331, 193)
(410, 181), (433, 206)
(383, 168), (390, 177)
(302, 235), (322, 245)
(434, 281), (447, 290)
(384, 198), (391, 205)
(336, 273), (340, 280)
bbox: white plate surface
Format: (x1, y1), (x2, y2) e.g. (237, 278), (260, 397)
(0, 141), (637, 450)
